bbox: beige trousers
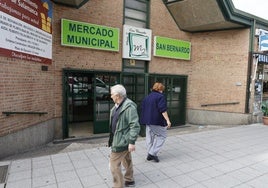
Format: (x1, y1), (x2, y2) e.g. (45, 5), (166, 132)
(110, 150), (134, 188)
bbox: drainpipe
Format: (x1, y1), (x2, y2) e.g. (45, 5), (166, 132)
(246, 19), (256, 114)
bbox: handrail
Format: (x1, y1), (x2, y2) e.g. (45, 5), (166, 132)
(2, 111), (48, 116)
(201, 102), (239, 107)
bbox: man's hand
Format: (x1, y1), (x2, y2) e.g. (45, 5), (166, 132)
(128, 144), (135, 152)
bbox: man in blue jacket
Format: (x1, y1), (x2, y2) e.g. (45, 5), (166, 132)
(108, 84), (140, 188)
(140, 82), (171, 162)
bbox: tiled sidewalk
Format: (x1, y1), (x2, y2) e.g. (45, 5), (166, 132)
(1, 123), (268, 188)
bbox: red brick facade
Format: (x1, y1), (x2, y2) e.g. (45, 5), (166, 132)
(0, 0), (254, 140)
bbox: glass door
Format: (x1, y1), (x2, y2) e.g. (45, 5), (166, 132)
(93, 73), (120, 133)
(63, 70), (120, 138)
(121, 73), (147, 136)
(121, 73), (146, 105)
(63, 70), (187, 138)
(64, 72), (94, 138)
(148, 75), (187, 126)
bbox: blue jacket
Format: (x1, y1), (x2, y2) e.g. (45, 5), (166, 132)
(140, 91), (167, 126)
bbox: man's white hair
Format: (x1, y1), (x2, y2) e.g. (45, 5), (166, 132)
(111, 84), (127, 97)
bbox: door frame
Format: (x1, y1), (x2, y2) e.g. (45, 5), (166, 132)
(148, 74), (188, 126)
(62, 69), (120, 139)
(62, 69), (187, 138)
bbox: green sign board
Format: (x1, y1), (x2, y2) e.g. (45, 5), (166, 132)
(154, 36), (191, 60)
(61, 19), (119, 52)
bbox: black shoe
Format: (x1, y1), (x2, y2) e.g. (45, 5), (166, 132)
(147, 154), (159, 162)
(147, 154), (154, 161)
(125, 181), (135, 187)
(153, 155), (159, 163)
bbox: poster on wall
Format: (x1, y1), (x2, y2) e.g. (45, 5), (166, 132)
(122, 25), (152, 61)
(259, 29), (268, 52)
(0, 0), (52, 64)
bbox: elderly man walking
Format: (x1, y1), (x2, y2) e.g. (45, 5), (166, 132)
(108, 84), (140, 188)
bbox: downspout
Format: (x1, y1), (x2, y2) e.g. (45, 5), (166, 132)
(62, 69), (69, 139)
(245, 19), (256, 114)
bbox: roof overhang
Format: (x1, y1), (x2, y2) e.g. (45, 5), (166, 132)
(164, 0), (268, 32)
(51, 0), (89, 8)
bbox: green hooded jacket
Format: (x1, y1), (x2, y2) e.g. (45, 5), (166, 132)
(108, 98), (140, 152)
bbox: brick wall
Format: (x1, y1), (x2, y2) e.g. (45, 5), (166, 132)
(189, 30), (250, 113)
(150, 0), (192, 75)
(52, 0), (124, 118)
(0, 0), (252, 137)
(0, 0), (124, 136)
(0, 56), (55, 136)
(150, 0), (250, 114)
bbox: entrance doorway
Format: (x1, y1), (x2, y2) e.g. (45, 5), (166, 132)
(149, 75), (187, 125)
(63, 70), (187, 139)
(121, 73), (187, 125)
(63, 70), (120, 139)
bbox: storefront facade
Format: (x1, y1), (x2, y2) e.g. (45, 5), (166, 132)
(1, 0), (268, 158)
